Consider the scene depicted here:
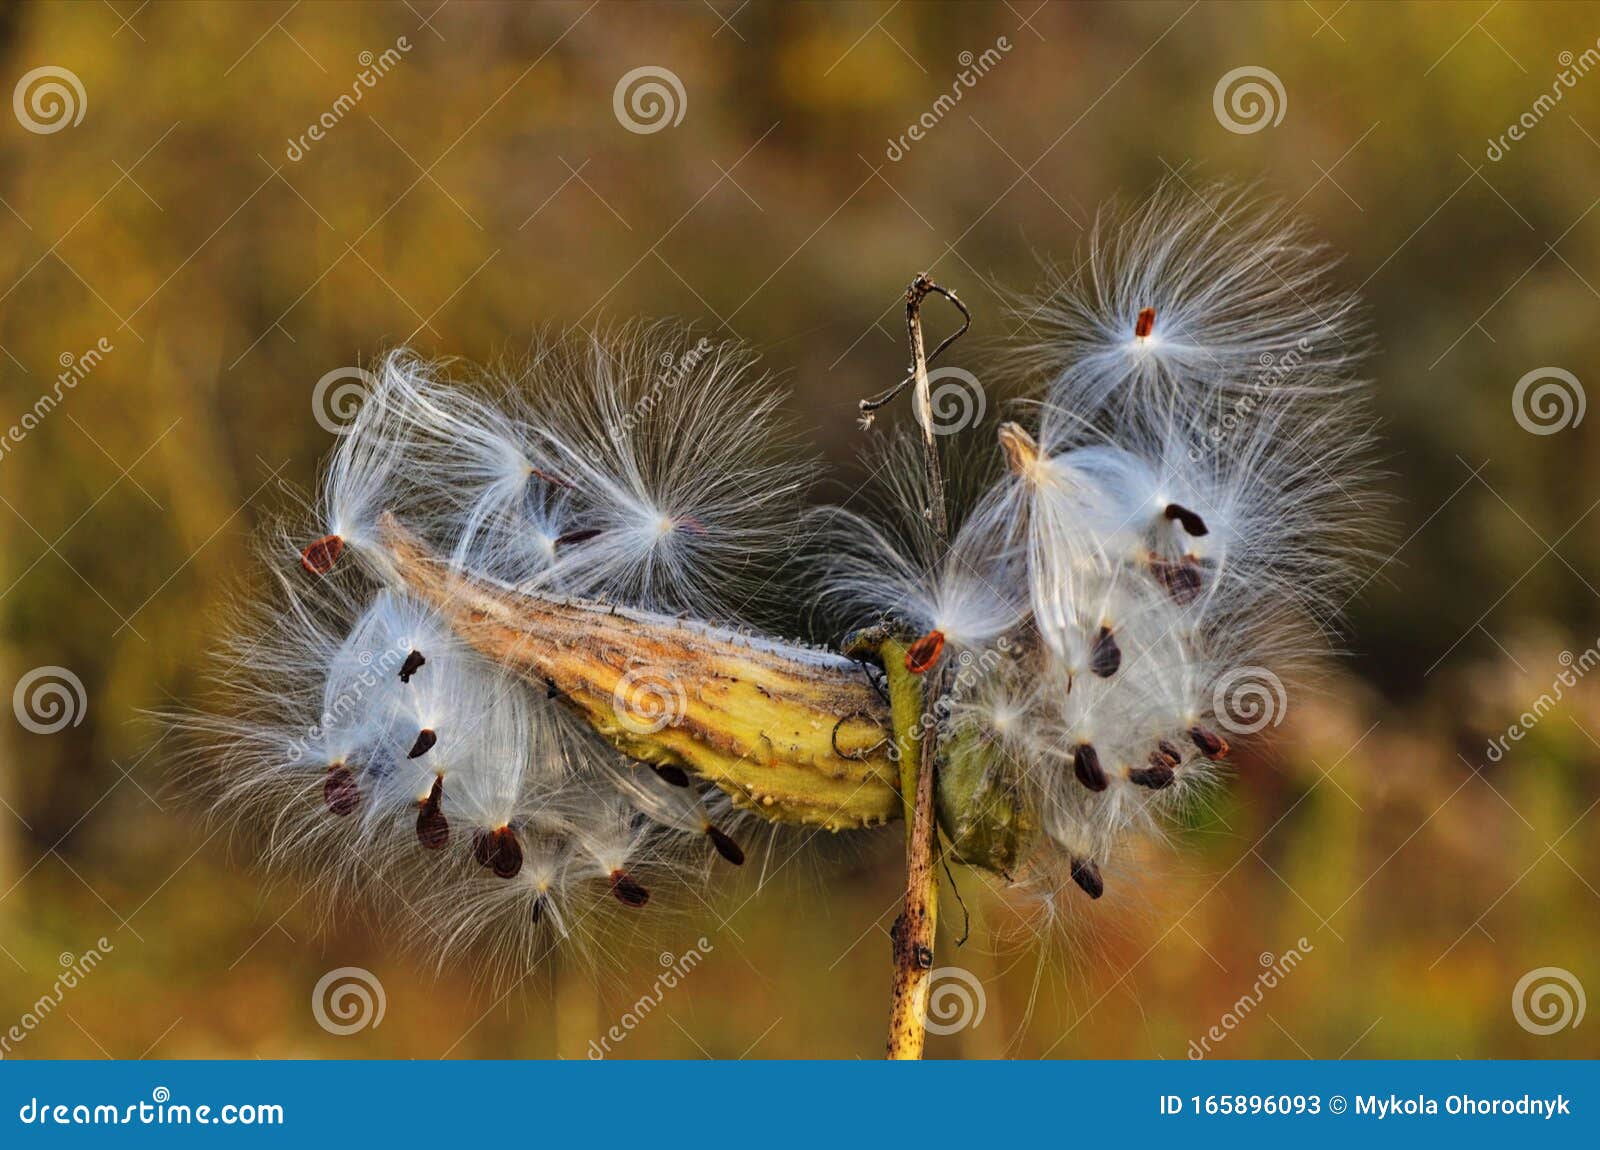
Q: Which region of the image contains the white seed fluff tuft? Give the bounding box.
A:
[174,184,1381,966]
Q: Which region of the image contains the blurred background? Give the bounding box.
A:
[1,0,1598,1059]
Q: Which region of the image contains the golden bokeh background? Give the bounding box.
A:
[1,0,1598,1059]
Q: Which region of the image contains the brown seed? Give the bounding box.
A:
[1163,503,1209,537]
[322,766,360,816]
[1070,856,1104,899]
[1154,740,1183,769]
[905,630,946,674]
[1189,725,1230,759]
[491,828,523,879]
[1128,764,1176,790]
[675,516,707,536]
[299,534,344,576]
[530,467,574,490]
[1073,743,1108,792]
[530,896,546,925]
[554,528,602,548]
[407,728,437,759]
[399,649,426,684]
[653,764,690,787]
[1149,554,1203,604]
[1089,625,1121,678]
[1134,306,1156,339]
[610,869,651,908]
[416,776,449,849]
[706,825,745,866]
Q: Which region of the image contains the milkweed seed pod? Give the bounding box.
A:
[174,182,1378,967]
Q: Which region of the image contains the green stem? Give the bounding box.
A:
[880,638,940,1060]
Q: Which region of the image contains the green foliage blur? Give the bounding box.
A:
[1,0,1597,1059]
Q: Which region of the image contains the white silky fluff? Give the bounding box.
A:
[178,325,812,978]
[815,180,1380,901]
[179,182,1379,966]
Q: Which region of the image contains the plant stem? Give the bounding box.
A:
[881,275,964,1059]
[906,274,950,540]
[881,638,940,1060]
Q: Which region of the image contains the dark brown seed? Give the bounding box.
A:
[1128,764,1176,790]
[530,896,545,925]
[416,776,449,849]
[1189,725,1230,759]
[904,630,946,674]
[1073,743,1108,792]
[299,534,344,576]
[1149,554,1203,604]
[530,468,574,490]
[1154,740,1183,769]
[653,764,690,787]
[1070,856,1104,899]
[491,828,523,879]
[554,528,602,548]
[1134,306,1156,339]
[1089,625,1122,678]
[610,870,651,908]
[407,728,437,759]
[1163,503,1209,537]
[399,649,426,684]
[323,766,360,816]
[706,825,745,866]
